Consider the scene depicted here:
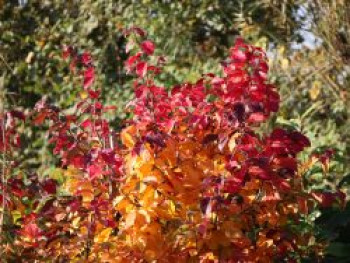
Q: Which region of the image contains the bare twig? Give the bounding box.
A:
[0,77,6,237]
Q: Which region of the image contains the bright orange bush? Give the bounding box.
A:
[0,28,345,262]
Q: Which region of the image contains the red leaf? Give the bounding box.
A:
[81,119,92,129]
[14,134,21,147]
[81,52,92,66]
[124,26,147,37]
[23,223,41,240]
[311,191,346,208]
[275,179,291,192]
[211,77,224,86]
[62,45,73,59]
[103,105,117,111]
[314,149,335,166]
[94,102,103,110]
[290,131,311,151]
[136,61,147,77]
[18,214,42,242]
[232,48,248,62]
[33,112,49,125]
[87,89,100,99]
[41,179,57,195]
[248,166,270,180]
[247,112,266,123]
[101,149,115,164]
[8,179,25,198]
[69,155,86,168]
[10,110,25,120]
[125,52,142,73]
[141,40,155,55]
[83,67,95,90]
[87,164,102,179]
[272,157,297,172]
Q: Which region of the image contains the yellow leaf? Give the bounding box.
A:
[77,181,94,203]
[72,217,80,228]
[121,126,136,148]
[113,196,124,207]
[140,186,155,207]
[94,227,113,243]
[138,209,151,224]
[125,210,137,229]
[25,52,35,64]
[36,39,46,48]
[49,168,65,183]
[309,81,321,100]
[257,236,274,249]
[143,175,159,185]
[115,197,131,212]
[169,200,176,215]
[138,162,154,180]
[278,46,285,56]
[79,91,88,100]
[281,58,289,70]
[228,132,241,152]
[201,252,218,261]
[139,181,147,193]
[11,210,22,224]
[213,155,226,174]
[254,36,268,49]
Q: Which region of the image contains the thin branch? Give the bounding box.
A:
[0,82,6,237]
[0,53,15,75]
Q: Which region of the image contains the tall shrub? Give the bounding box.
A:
[0,28,345,262]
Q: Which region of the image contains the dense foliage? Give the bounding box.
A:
[0,28,346,262]
[1,0,350,261]
[0,0,303,170]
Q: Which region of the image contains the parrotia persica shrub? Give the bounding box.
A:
[0,27,346,262]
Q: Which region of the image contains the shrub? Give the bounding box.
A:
[0,28,345,262]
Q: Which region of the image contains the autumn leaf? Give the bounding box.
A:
[141,40,155,55]
[94,228,113,243]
